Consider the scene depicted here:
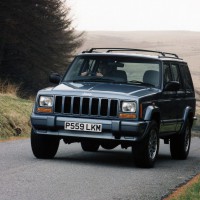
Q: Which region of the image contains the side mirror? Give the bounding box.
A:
[49,73,61,84]
[164,81,180,91]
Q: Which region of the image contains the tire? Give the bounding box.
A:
[170,120,191,160]
[132,121,159,168]
[31,129,60,159]
[81,141,100,152]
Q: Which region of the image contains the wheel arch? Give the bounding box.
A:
[144,105,161,128]
[180,106,194,134]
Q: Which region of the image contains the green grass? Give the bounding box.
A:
[0,93,33,139]
[181,183,200,200]
[170,176,200,200]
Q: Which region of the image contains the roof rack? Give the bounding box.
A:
[86,48,180,59]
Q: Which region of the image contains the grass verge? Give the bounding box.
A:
[0,93,33,140]
[164,174,200,200]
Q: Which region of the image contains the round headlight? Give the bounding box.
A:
[39,96,53,107]
[122,102,136,112]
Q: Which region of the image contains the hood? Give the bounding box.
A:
[48,82,158,97]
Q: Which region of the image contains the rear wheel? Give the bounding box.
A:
[132,121,159,168]
[31,129,60,159]
[170,120,191,160]
[81,141,100,152]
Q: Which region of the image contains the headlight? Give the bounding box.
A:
[39,96,53,107]
[122,102,136,112]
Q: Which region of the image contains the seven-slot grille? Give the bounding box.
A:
[54,96,119,117]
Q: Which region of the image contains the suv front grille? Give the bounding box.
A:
[54,96,119,117]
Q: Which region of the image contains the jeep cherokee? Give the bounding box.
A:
[31,48,196,168]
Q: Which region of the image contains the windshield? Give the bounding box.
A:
[63,55,161,88]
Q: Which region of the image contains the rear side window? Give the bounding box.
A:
[170,63,183,90]
[179,64,194,90]
[171,64,181,82]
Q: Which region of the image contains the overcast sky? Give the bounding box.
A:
[67,0,200,31]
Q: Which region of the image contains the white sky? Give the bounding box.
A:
[67,0,200,31]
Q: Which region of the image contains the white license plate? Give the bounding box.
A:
[64,122,102,132]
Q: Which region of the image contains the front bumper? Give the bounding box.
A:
[31,113,150,142]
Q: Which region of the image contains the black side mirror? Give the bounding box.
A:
[164,81,180,91]
[49,73,61,84]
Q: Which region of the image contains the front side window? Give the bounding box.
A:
[163,63,172,86]
[63,56,161,88]
[163,62,185,90]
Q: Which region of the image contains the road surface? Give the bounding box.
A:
[0,137,200,200]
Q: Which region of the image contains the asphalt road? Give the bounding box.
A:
[0,137,200,200]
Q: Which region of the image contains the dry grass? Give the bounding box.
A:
[0,93,33,139]
[0,80,33,139]
[0,79,21,96]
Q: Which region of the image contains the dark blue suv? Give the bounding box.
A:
[31,48,196,168]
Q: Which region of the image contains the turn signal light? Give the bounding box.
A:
[37,107,53,113]
[119,113,137,119]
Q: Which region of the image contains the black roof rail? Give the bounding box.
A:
[160,52,179,58]
[87,48,180,59]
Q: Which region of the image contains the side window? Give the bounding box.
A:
[180,64,194,90]
[171,63,183,89]
[171,64,180,82]
[163,63,172,85]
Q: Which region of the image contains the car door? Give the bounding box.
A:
[159,62,178,134]
[178,63,196,130]
[170,62,186,131]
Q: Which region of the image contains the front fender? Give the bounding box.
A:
[144,105,160,121]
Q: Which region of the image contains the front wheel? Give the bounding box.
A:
[31,129,60,159]
[170,120,191,160]
[132,121,159,168]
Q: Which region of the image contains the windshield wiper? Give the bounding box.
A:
[66,77,116,83]
[128,80,154,87]
[83,78,116,83]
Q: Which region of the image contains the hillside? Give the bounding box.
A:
[80,31,200,88]
[78,31,200,113]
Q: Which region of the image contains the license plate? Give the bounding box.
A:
[64,122,102,132]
